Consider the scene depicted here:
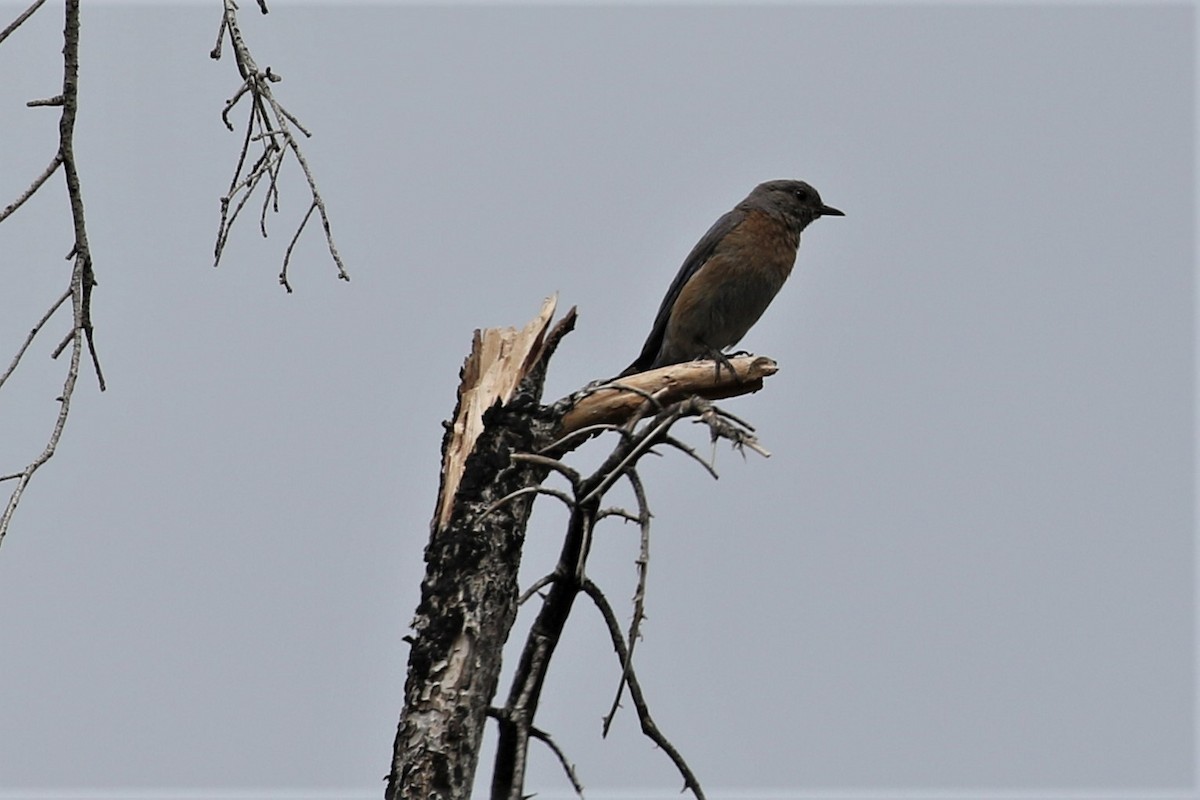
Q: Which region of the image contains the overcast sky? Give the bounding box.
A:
[0,3,1194,799]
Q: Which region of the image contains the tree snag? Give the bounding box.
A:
[387,297,774,800]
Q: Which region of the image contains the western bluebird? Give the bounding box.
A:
[619,179,843,377]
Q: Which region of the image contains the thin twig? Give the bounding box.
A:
[694,409,770,458]
[601,468,653,736]
[0,0,46,46]
[578,405,685,507]
[517,573,557,606]
[537,422,633,456]
[661,435,720,479]
[212,0,347,286]
[705,404,757,432]
[0,153,62,224]
[511,452,582,488]
[0,290,70,391]
[596,506,640,523]
[84,322,106,392]
[278,200,315,292]
[1,0,95,548]
[209,12,227,59]
[487,708,585,798]
[50,326,72,360]
[220,79,251,130]
[575,380,665,408]
[529,724,585,797]
[473,485,575,526]
[582,579,706,800]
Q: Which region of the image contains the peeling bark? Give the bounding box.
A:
[385,298,571,800]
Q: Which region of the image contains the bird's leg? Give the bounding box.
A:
[699,346,742,384]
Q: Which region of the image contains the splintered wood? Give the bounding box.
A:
[434,296,558,532]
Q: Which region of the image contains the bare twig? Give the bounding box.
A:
[0,0,46,46]
[578,405,686,507]
[661,435,721,479]
[511,451,583,488]
[529,724,585,798]
[0,0,99,548]
[211,0,348,288]
[517,573,557,606]
[0,289,70,391]
[582,579,705,800]
[695,406,770,458]
[209,12,227,59]
[596,506,640,523]
[1,154,62,224]
[602,468,652,736]
[488,708,585,798]
[474,485,576,526]
[278,199,315,291]
[576,379,666,409]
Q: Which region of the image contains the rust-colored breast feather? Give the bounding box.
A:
[663,209,801,359]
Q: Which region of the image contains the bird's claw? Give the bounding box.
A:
[699,349,742,384]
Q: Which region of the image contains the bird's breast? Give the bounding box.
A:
[666,212,802,350]
[718,211,802,289]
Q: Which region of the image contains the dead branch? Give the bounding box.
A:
[0,0,101,548]
[660,434,721,478]
[492,392,765,800]
[0,0,46,46]
[0,153,62,224]
[475,485,576,525]
[601,468,651,736]
[210,0,347,290]
[490,493,594,799]
[695,405,772,458]
[528,723,585,798]
[557,355,778,437]
[390,299,772,799]
[517,573,557,606]
[487,708,585,798]
[510,451,583,489]
[0,290,70,392]
[582,579,706,800]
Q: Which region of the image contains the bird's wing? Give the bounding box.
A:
[623,207,747,374]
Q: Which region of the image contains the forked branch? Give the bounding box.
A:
[0,0,103,548]
[583,579,706,800]
[491,390,766,800]
[210,0,347,291]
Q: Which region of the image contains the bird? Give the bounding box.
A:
[619,179,843,378]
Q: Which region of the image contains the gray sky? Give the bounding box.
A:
[0,3,1194,798]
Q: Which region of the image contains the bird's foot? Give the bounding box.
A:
[699,349,742,384]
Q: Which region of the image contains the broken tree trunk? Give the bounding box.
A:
[384,297,571,800]
[385,298,776,800]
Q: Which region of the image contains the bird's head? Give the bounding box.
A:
[751,179,844,231]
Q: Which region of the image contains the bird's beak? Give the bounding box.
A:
[820,204,845,217]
